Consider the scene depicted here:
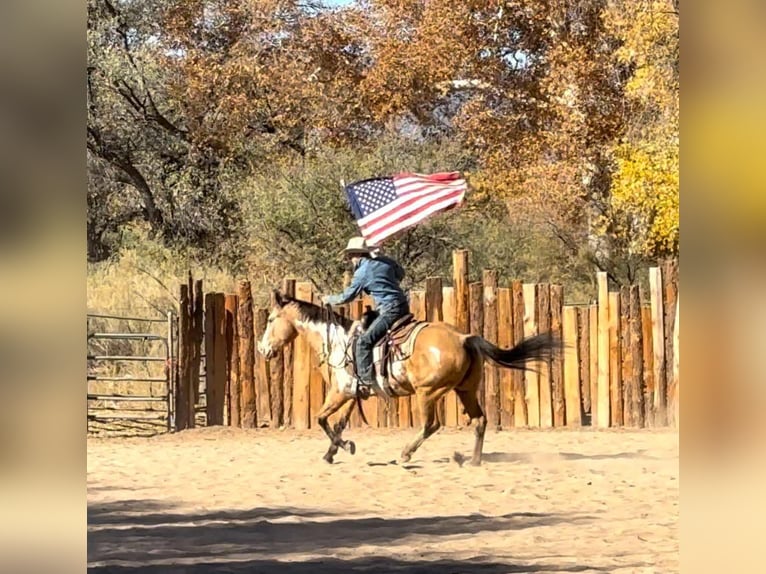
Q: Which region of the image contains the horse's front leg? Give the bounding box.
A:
[324,398,357,462]
[317,388,354,463]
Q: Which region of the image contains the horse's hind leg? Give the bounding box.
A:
[456,389,487,466]
[400,390,443,463]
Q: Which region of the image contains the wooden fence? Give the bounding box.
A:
[174,251,679,431]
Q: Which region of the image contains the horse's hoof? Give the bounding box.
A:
[400,453,411,463]
[323,453,334,464]
[347,441,356,455]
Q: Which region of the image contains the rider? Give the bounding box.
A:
[322,236,410,394]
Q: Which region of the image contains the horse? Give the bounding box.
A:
[256,289,561,465]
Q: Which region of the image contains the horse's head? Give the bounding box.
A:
[257,289,299,360]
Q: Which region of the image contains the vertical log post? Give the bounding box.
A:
[512,280,527,426]
[497,287,513,428]
[550,285,565,427]
[577,307,591,423]
[629,285,645,427]
[649,267,666,425]
[589,304,599,425]
[453,250,470,335]
[609,291,623,426]
[620,286,633,426]
[563,306,582,426]
[523,283,540,427]
[596,272,611,428]
[482,270,500,429]
[175,284,191,431]
[191,278,204,411]
[205,293,227,426]
[536,284,553,427]
[641,304,655,426]
[224,294,240,427]
[238,280,257,428]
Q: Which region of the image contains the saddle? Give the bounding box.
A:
[350,306,428,398]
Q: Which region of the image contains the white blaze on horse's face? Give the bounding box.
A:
[257,307,296,360]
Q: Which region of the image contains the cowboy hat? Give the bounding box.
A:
[342,236,372,257]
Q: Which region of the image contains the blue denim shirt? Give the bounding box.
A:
[325,255,408,313]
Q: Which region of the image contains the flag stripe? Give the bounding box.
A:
[363,189,465,245]
[360,186,464,234]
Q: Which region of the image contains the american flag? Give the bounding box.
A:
[344,171,467,246]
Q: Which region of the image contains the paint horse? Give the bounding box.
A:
[257,289,561,465]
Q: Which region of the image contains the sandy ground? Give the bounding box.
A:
[87,425,678,573]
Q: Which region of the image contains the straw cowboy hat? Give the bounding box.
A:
[342,236,372,257]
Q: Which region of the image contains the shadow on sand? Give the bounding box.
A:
[88,500,619,573]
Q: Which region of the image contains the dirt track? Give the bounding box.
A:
[87,426,678,573]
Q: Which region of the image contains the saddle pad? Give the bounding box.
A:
[374,320,429,397]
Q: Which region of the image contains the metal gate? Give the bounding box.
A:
[87,311,177,435]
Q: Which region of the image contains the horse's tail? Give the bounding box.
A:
[464,331,562,372]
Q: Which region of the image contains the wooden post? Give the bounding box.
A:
[523,283,540,427]
[596,272,611,428]
[453,250,469,334]
[577,307,591,420]
[225,294,240,427]
[589,304,599,425]
[497,287,513,428]
[409,290,426,427]
[425,277,445,425]
[550,285,565,427]
[189,280,205,412]
[649,267,666,425]
[609,291,623,426]
[205,293,227,426]
[563,306,581,426]
[442,286,460,427]
[629,286,645,427]
[282,278,296,427]
[641,304,655,425]
[482,270,500,429]
[204,292,214,423]
[175,284,191,431]
[255,307,272,427]
[238,280,257,428]
[537,283,553,427]
[292,281,312,430]
[663,259,679,427]
[511,280,527,426]
[620,286,632,426]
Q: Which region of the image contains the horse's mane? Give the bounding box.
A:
[280,295,355,331]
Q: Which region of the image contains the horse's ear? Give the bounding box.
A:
[272,289,284,308]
